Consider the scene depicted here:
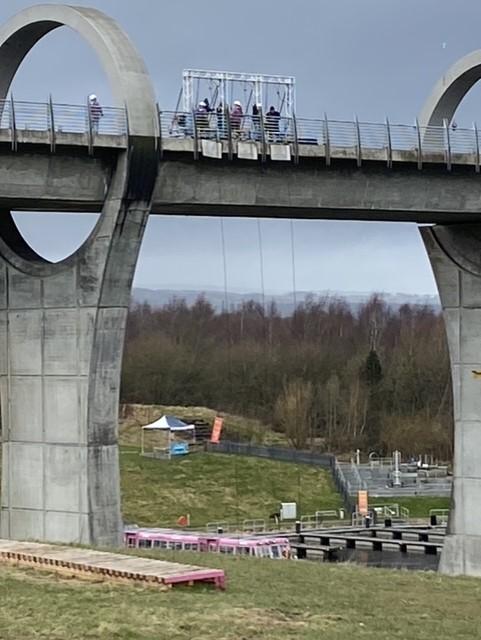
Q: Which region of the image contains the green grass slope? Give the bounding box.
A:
[2,550,481,640]
[120,449,342,527]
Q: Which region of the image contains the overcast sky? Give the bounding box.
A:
[4,0,481,295]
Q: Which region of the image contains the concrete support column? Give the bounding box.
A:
[421,224,481,576]
[0,154,150,545]
[0,3,158,547]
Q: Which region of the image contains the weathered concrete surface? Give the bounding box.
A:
[419,50,481,128]
[0,149,113,211]
[4,150,481,223]
[0,4,157,546]
[152,157,481,223]
[421,225,481,576]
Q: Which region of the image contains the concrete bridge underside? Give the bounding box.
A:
[2,2,481,579]
[3,149,481,223]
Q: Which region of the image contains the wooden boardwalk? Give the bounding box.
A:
[0,539,225,589]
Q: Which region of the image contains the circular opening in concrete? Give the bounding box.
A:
[6,26,111,265]
[451,81,481,127]
[12,212,100,263]
[10,25,113,105]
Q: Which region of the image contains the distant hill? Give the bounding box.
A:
[132,287,440,315]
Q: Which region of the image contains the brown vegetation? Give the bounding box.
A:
[122,295,452,458]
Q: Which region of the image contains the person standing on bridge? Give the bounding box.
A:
[88,94,103,133]
[252,103,262,141]
[265,105,280,142]
[216,102,226,138]
[230,100,243,137]
[195,101,210,137]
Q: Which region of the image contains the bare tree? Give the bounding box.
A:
[274,379,314,449]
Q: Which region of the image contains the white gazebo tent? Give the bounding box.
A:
[141,415,196,458]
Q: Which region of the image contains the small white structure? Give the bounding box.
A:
[280,502,297,521]
[141,415,196,459]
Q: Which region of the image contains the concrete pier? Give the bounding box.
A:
[421,225,481,576]
[0,5,157,545]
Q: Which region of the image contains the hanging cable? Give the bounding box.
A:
[245,87,254,115]
[257,217,271,415]
[289,219,298,310]
[219,218,229,315]
[256,218,266,313]
[219,218,238,424]
[173,86,182,115]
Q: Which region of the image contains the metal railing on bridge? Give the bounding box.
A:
[160,108,481,170]
[0,98,127,150]
[1,97,480,170]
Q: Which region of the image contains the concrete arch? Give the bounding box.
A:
[419,49,481,127]
[0,4,158,275]
[0,4,158,137]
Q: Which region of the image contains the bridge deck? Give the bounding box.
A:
[2,127,473,168]
[0,539,226,589]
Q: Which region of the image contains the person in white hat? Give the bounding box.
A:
[88,93,103,133]
[195,100,209,135]
[230,100,243,135]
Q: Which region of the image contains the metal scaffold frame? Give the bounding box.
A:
[182,68,296,117]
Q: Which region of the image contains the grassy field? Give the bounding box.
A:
[370,496,450,518]
[121,449,342,527]
[2,548,481,640]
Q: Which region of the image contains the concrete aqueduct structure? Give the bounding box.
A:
[0,3,481,576]
[0,5,158,546]
[419,54,481,576]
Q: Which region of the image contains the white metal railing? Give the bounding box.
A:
[1,97,479,169]
[242,519,266,533]
[350,458,366,490]
[159,108,481,169]
[371,503,410,519]
[369,457,394,470]
[300,514,322,529]
[0,99,127,144]
[205,521,232,533]
[429,509,449,525]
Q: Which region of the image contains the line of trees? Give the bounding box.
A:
[122,295,453,459]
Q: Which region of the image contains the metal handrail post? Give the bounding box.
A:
[355,115,362,167]
[385,117,392,168]
[225,105,233,161]
[48,94,55,153]
[415,118,422,170]
[324,112,331,166]
[86,97,93,155]
[10,94,17,152]
[156,102,163,159]
[474,122,480,173]
[444,118,452,171]
[292,113,299,165]
[192,109,199,160]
